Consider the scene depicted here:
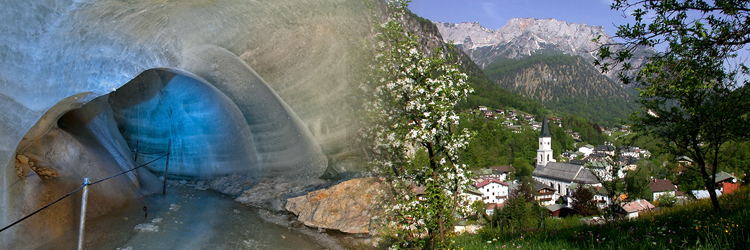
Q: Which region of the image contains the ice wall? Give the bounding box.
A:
[110,68,261,178]
[0,0,378,247]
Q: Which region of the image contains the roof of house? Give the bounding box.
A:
[464,185,483,196]
[486,203,504,210]
[489,165,515,174]
[649,178,678,192]
[691,190,722,199]
[675,155,693,162]
[621,199,655,213]
[620,156,640,165]
[413,185,426,195]
[595,186,609,195]
[475,179,508,188]
[715,171,735,183]
[587,152,609,159]
[585,161,609,168]
[534,181,556,191]
[595,145,616,152]
[474,169,493,176]
[533,162,600,184]
[540,116,551,138]
[546,204,567,212]
[570,159,587,165]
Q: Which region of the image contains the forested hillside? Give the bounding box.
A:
[483,53,638,125]
[403,12,548,118]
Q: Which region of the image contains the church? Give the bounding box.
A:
[532,117,600,200]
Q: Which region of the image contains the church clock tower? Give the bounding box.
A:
[537,116,554,167]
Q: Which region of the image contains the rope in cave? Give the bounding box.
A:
[0,153,169,233]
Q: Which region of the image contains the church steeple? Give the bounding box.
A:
[540,115,551,138]
[537,116,554,167]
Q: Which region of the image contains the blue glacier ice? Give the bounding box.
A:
[109,68,261,178]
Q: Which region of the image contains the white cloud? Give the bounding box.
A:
[480,2,501,20]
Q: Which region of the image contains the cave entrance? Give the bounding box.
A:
[106,68,259,179]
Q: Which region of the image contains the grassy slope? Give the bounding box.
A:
[451,187,750,249]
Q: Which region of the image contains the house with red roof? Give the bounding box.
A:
[485,203,504,215]
[620,199,655,219]
[715,171,740,194]
[474,179,509,204]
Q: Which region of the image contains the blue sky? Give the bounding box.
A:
[408,0,631,37]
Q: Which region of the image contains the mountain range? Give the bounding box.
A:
[437,18,610,66]
[435,18,653,82]
[434,18,652,125]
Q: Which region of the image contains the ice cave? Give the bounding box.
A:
[0,0,375,248]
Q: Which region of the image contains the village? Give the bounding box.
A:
[456,106,742,221]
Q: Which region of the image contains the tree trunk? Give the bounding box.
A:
[699,161,721,212]
[426,142,444,249]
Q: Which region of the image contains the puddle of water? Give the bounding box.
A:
[38,185,326,250]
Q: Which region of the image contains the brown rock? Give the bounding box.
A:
[16,154,29,164]
[285,178,380,234]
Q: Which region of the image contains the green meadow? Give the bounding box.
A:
[450,187,750,250]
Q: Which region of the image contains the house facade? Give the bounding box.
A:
[462,186,484,205]
[534,181,557,206]
[715,171,740,194]
[649,178,678,201]
[578,144,594,157]
[593,143,615,157]
[475,179,510,204]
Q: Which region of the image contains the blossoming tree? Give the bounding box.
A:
[364,1,474,248]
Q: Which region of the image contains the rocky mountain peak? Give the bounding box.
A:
[434,18,616,68]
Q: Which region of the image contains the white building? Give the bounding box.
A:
[578,144,594,157]
[537,116,555,167]
[649,178,678,201]
[462,186,484,205]
[475,179,510,204]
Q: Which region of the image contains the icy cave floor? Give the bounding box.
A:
[37,184,331,250]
